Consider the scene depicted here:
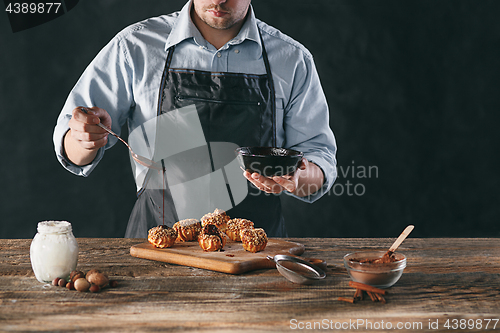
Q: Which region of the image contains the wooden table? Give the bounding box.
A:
[1,238,499,332]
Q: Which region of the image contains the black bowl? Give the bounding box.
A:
[235,147,304,177]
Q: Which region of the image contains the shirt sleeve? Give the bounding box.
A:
[53,33,134,177]
[283,54,337,203]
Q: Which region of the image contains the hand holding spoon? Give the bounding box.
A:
[80,108,161,171]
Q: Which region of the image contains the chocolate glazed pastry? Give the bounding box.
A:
[198,224,227,252]
[200,208,230,233]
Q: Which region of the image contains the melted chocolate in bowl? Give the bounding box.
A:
[343,251,406,288]
[235,147,303,177]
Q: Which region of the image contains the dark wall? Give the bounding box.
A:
[1,1,499,239]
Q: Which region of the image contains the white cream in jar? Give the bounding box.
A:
[30,221,79,283]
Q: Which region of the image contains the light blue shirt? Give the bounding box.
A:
[53,1,337,203]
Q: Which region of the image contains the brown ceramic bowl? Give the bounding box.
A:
[235,147,303,177]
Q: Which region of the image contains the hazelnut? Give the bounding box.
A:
[74,278,90,292]
[52,277,61,286]
[85,269,100,277]
[70,270,85,283]
[89,284,100,293]
[66,282,75,290]
[86,269,109,288]
[58,278,67,287]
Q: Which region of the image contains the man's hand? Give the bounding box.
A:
[243,158,325,197]
[63,107,112,166]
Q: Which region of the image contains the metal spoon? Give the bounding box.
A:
[80,108,161,171]
[267,255,326,285]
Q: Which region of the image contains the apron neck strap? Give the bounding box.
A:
[258,29,277,147]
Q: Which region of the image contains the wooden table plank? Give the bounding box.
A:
[1,238,499,332]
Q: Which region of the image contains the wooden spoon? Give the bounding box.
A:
[375,225,414,263]
[388,225,414,254]
[384,224,414,257]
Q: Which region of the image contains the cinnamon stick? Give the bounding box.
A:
[374,293,386,304]
[366,291,378,302]
[353,288,363,300]
[348,281,387,295]
[338,297,355,304]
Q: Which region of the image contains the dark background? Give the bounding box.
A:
[1,0,499,239]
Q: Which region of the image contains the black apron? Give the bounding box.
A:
[125,32,287,238]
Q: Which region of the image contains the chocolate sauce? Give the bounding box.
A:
[203,224,220,236]
[162,170,165,226]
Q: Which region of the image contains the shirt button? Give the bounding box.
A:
[199,46,204,50]
[234,49,240,54]
[217,52,222,58]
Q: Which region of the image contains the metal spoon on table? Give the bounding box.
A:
[80,108,161,171]
[267,255,326,285]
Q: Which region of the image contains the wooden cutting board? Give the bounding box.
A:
[130,238,305,274]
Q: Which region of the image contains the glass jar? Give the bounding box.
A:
[30,221,79,283]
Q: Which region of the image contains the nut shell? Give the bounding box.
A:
[70,270,85,282]
[86,269,109,288]
[58,278,66,287]
[74,278,90,292]
[89,284,101,293]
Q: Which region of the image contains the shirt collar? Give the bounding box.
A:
[165,0,262,56]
